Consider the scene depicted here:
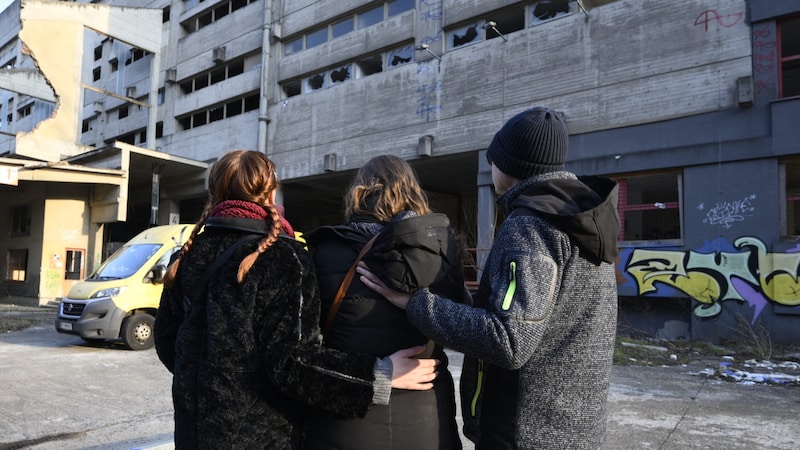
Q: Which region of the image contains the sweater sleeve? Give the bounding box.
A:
[259,244,380,418]
[407,218,560,370]
[154,277,183,374]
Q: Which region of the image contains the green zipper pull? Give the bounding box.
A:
[502,261,517,311]
[470,359,484,417]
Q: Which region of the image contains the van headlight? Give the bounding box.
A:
[91,287,127,299]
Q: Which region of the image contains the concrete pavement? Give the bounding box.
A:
[1,306,798,449]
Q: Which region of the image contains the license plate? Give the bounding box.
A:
[60,322,73,331]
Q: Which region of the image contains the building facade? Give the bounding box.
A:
[1,0,799,344]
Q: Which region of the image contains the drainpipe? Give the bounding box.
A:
[257,0,272,155]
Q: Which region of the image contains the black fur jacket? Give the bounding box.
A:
[155,218,377,449]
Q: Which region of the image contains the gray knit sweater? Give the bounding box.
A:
[408,171,619,449]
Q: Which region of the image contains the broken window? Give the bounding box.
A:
[162,6,171,23]
[283,79,302,98]
[530,0,571,26]
[82,119,91,133]
[156,121,164,138]
[779,16,800,98]
[330,65,352,84]
[449,22,482,49]
[118,105,129,119]
[485,4,526,41]
[387,45,413,68]
[93,67,102,81]
[306,73,325,91]
[358,54,383,76]
[94,45,102,61]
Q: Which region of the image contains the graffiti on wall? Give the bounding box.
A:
[693,10,743,31]
[624,237,800,320]
[698,194,756,228]
[415,0,443,122]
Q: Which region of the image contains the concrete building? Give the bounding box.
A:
[0,0,799,344]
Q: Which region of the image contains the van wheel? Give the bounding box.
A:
[121,313,155,350]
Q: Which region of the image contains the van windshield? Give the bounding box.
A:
[89,244,162,280]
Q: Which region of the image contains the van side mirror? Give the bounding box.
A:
[149,265,168,284]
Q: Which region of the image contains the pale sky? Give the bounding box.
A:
[1,0,15,16]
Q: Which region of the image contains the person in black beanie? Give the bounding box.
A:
[358,107,621,449]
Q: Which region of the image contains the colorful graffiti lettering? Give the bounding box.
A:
[625,237,800,319]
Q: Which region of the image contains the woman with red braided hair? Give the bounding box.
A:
[154,150,438,449]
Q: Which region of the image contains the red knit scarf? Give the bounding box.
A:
[210,200,295,237]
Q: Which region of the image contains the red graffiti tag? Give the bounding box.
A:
[694,10,743,31]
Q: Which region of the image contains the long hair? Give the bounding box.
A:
[344,155,431,222]
[164,150,282,286]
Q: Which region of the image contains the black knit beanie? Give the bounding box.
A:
[486,107,568,179]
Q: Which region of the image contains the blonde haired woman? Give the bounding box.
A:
[154,150,438,449]
[305,155,468,449]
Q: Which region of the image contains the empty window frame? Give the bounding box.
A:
[17,104,32,118]
[181,0,256,33]
[125,48,147,66]
[485,5,526,41]
[65,249,84,281]
[7,249,27,282]
[779,16,800,98]
[176,93,259,130]
[283,1,414,56]
[616,172,682,242]
[11,205,31,236]
[782,160,800,236]
[179,58,247,94]
[118,105,129,119]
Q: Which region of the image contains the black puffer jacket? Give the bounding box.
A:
[155,217,377,449]
[304,213,466,450]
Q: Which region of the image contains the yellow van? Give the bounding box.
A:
[55,224,192,350]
